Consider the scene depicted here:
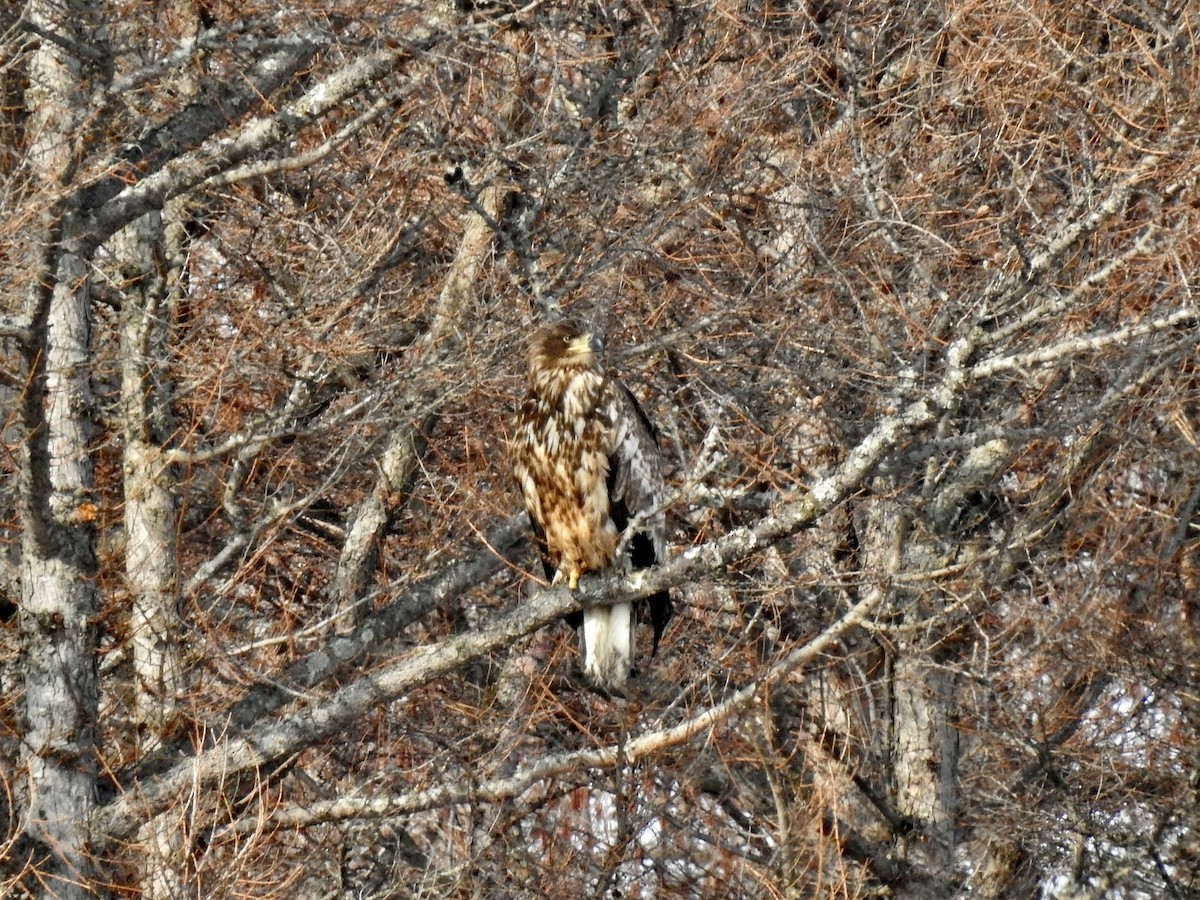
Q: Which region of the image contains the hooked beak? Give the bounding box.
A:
[568,333,603,357]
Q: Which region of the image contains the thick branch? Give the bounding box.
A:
[83,10,533,248]
[330,177,512,632]
[226,517,527,731]
[221,578,888,835]
[78,34,326,232]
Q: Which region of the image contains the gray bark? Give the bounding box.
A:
[17,4,99,895]
[109,1,200,891]
[115,207,189,899]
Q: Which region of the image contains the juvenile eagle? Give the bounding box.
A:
[511,321,671,692]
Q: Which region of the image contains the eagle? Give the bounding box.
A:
[511,320,671,692]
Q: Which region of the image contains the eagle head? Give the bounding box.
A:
[529,321,604,392]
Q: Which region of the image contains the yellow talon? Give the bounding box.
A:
[568,570,580,590]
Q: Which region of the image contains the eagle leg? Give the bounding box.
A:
[567,568,581,590]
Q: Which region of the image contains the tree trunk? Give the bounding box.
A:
[115,206,189,898]
[891,646,958,896]
[17,267,99,894]
[111,3,200,892]
[18,5,98,892]
[861,495,960,898]
[16,0,99,897]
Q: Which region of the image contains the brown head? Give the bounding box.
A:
[528,320,604,391]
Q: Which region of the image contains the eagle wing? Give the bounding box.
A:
[602,383,672,654]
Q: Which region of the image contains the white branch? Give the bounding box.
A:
[220,582,887,834]
[970,307,1198,380]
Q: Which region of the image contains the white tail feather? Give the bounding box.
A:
[582,603,634,691]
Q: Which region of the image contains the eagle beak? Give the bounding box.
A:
[568,333,602,357]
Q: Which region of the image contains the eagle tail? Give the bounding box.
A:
[582,602,634,692]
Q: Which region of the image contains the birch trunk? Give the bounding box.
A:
[111,3,200,893]
[862,496,959,898]
[115,208,189,898]
[18,4,99,894]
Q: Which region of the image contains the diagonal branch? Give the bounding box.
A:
[81,8,538,250]
[220,581,888,835]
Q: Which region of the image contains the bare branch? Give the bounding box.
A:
[220,581,888,835]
